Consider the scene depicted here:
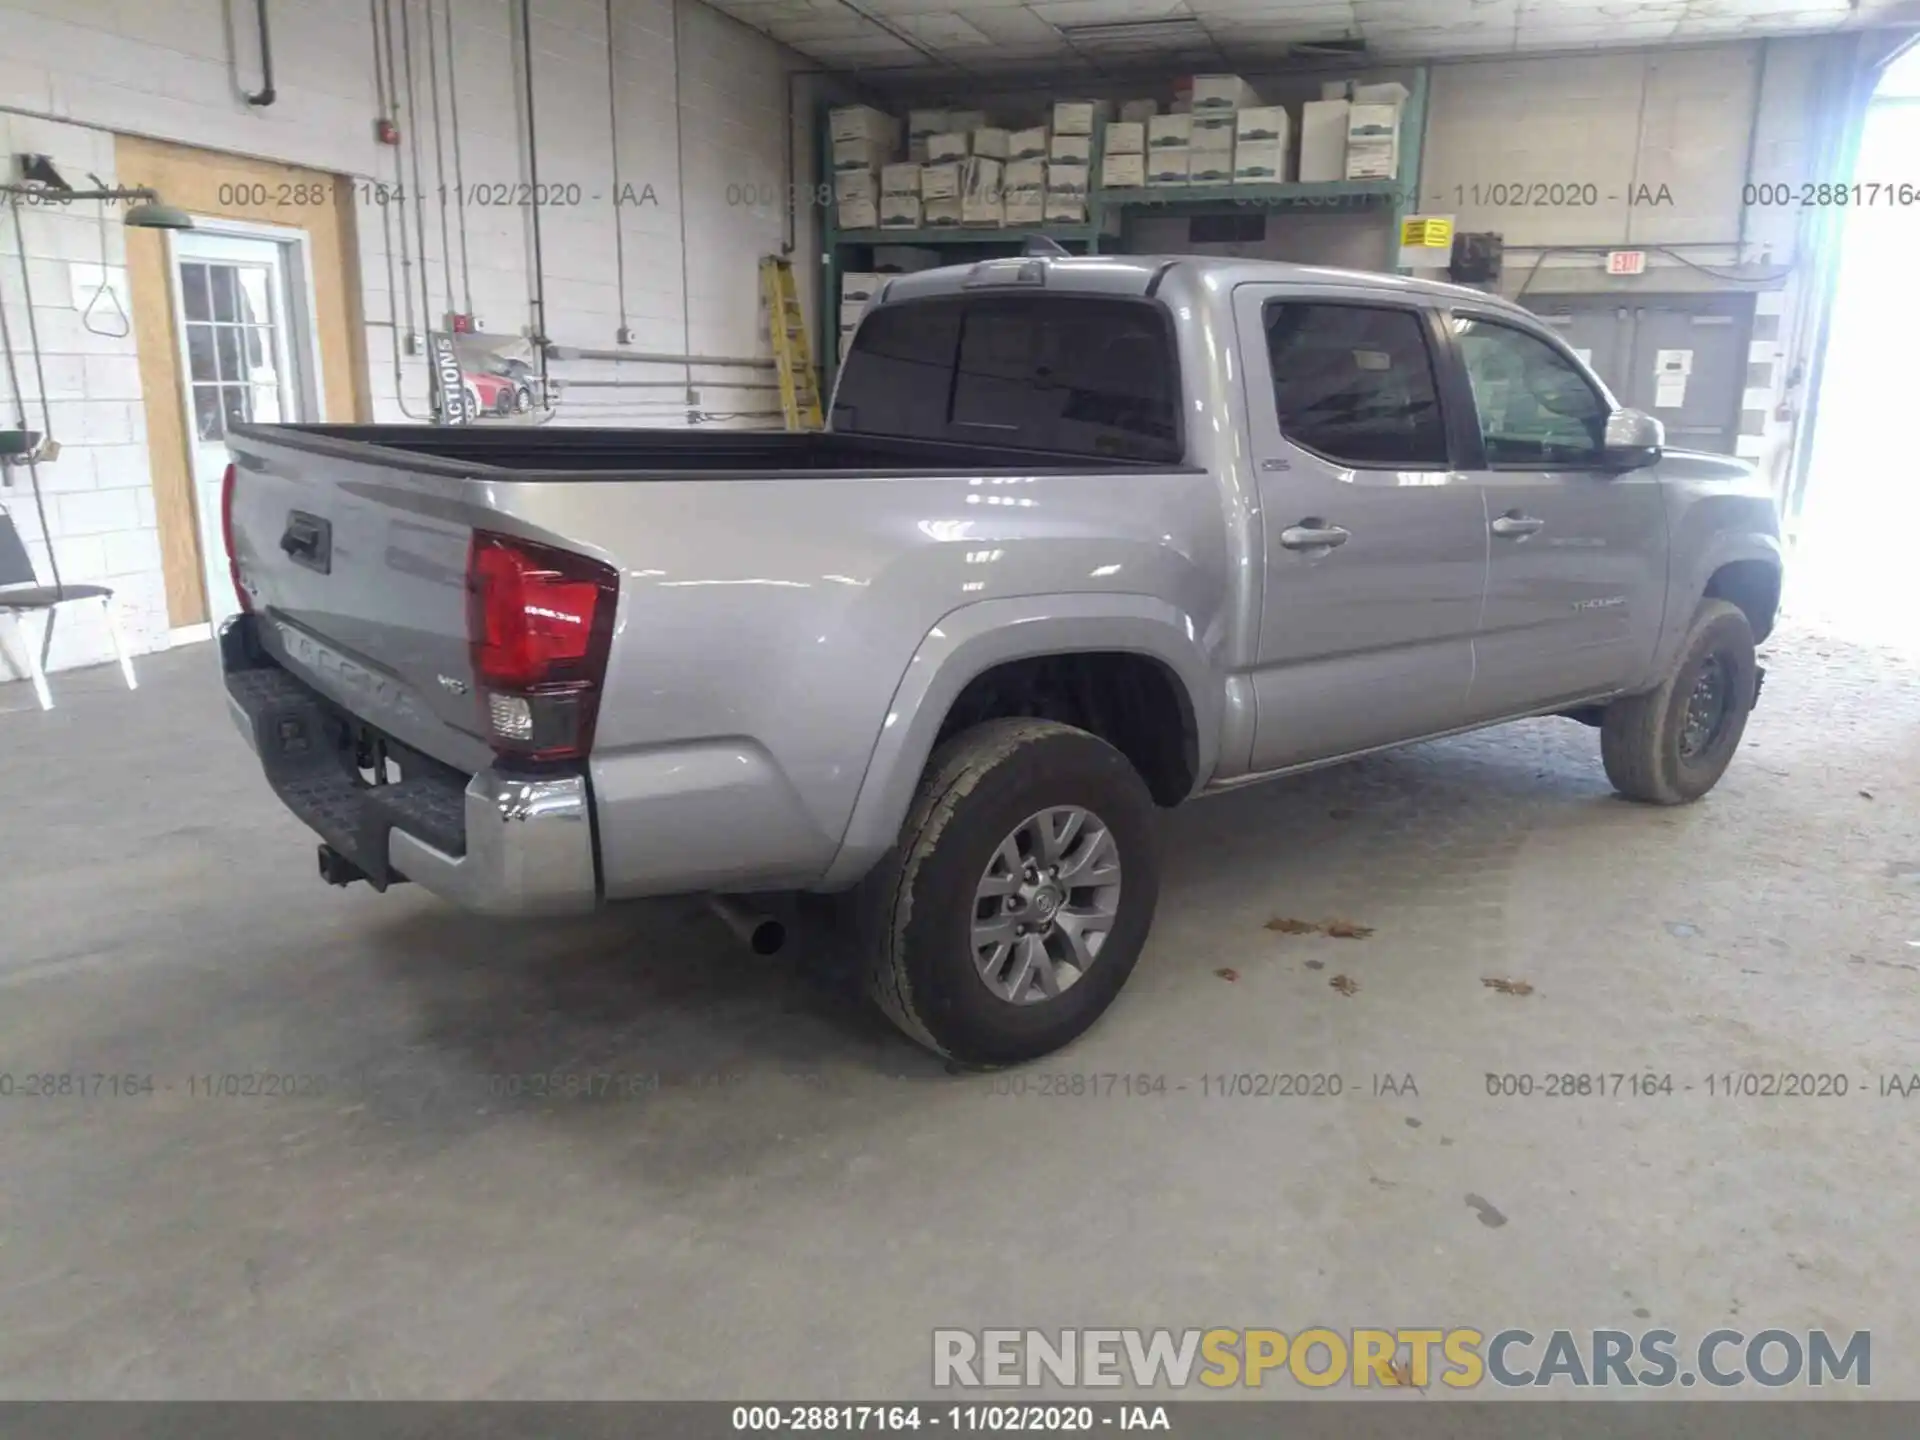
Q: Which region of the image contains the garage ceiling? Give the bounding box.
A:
[706,0,1918,75]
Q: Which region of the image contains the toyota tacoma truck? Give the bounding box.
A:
[218,254,1781,1066]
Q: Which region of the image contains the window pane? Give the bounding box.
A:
[1454,318,1607,467]
[252,384,285,424]
[210,265,240,323]
[831,299,964,441]
[243,326,269,373]
[215,326,242,383]
[222,385,253,432]
[186,324,218,383]
[950,298,1180,461]
[237,268,273,327]
[180,264,211,322]
[193,385,224,441]
[1263,302,1448,467]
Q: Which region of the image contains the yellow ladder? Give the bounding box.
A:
[760,256,823,431]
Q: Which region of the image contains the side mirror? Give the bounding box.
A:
[1600,407,1663,472]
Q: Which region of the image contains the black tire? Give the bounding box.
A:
[494,388,514,416]
[1601,598,1757,805]
[854,718,1161,1066]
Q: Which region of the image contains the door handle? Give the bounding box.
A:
[1279,521,1350,551]
[1490,513,1545,539]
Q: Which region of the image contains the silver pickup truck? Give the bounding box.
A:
[219,254,1781,1065]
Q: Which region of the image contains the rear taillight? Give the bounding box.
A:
[220,462,251,612]
[466,530,619,762]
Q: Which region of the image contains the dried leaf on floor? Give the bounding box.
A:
[1215,967,1240,983]
[1304,959,1325,971]
[1860,789,1875,800]
[1265,916,1318,934]
[1481,977,1535,996]
[1324,919,1375,939]
[1387,1358,1418,1388]
[1330,974,1359,996]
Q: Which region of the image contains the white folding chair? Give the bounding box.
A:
[0,502,137,711]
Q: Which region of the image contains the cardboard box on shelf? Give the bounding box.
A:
[830,105,899,146]
[881,162,922,195]
[1104,121,1145,155]
[1148,114,1193,149]
[1231,138,1290,183]
[1344,138,1399,180]
[1320,80,1351,101]
[838,195,878,229]
[1005,158,1047,194]
[909,139,930,164]
[880,193,923,228]
[1299,99,1350,184]
[1191,113,1236,151]
[1119,98,1160,123]
[920,162,962,200]
[907,109,950,139]
[1147,148,1190,185]
[1044,194,1087,223]
[1348,102,1400,142]
[840,298,870,327]
[1049,133,1092,164]
[1190,74,1260,110]
[832,136,892,172]
[1052,100,1110,135]
[972,127,1011,159]
[1009,126,1050,160]
[924,196,962,226]
[964,155,1003,197]
[871,246,940,272]
[962,196,1004,226]
[947,110,988,132]
[1352,81,1411,106]
[1100,151,1146,188]
[840,271,883,302]
[927,131,971,162]
[1234,106,1289,142]
[1004,185,1044,224]
[1047,162,1090,196]
[834,169,877,203]
[1190,151,1234,184]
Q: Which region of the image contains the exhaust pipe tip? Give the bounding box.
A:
[706,894,787,956]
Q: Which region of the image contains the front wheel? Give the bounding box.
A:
[854,718,1161,1066]
[1601,598,1758,804]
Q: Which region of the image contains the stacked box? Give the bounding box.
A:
[1049,132,1092,164]
[1101,151,1145,188]
[879,192,923,228]
[837,194,877,229]
[924,197,962,226]
[1345,101,1400,180]
[1232,106,1292,182]
[1047,162,1090,197]
[1298,99,1349,184]
[963,156,1004,225]
[1119,98,1159,124]
[830,105,900,147]
[1004,158,1046,224]
[1104,121,1145,155]
[1191,111,1235,167]
[1148,114,1192,149]
[927,131,971,163]
[840,271,883,304]
[1147,148,1190,186]
[907,109,947,164]
[1352,81,1411,106]
[1044,193,1086,223]
[973,127,1011,159]
[1190,146,1234,185]
[947,109,988,132]
[920,162,962,201]
[1008,126,1050,161]
[1052,100,1110,135]
[1189,74,1260,111]
[881,162,922,197]
[834,169,877,203]
[832,136,891,173]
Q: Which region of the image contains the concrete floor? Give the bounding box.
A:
[2,621,1918,1399]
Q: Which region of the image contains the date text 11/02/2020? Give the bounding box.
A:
[209,181,668,210]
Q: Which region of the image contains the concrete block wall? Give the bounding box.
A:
[0,0,816,684]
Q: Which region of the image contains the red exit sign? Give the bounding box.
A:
[1606,250,1647,276]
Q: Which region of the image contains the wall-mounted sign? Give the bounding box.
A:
[1397,214,1454,269]
[1606,250,1647,276]
[430,332,469,425]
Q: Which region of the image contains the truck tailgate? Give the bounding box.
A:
[225,430,502,775]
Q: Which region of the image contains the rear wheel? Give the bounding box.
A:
[1601,598,1757,804]
[855,718,1161,1066]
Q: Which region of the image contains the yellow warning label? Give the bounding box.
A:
[1399,216,1453,249]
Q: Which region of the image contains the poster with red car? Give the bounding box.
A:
[430,329,556,425]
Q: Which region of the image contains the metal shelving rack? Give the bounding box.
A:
[815,66,1429,386]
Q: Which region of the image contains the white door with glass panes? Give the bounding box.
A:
[171,230,312,628]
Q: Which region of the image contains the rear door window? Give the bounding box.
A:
[1262,301,1450,468]
[833,294,1182,463]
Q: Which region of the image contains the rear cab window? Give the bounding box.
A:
[832,294,1183,464]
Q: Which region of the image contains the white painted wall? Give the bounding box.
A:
[0,0,816,686]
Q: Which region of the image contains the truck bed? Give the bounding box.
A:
[246,423,1177,478]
